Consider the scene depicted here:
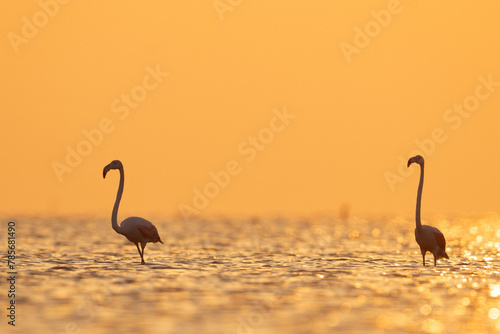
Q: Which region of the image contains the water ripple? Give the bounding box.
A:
[9,214,500,333]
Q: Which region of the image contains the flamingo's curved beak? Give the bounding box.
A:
[407,158,414,167]
[103,166,110,178]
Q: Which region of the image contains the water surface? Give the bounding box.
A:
[3,214,500,333]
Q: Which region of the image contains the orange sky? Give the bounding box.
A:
[1,1,500,219]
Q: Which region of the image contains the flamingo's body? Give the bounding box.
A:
[408,155,449,266]
[103,160,163,264]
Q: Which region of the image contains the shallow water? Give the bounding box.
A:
[2,213,500,333]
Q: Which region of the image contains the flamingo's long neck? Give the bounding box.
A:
[415,162,424,229]
[112,166,124,234]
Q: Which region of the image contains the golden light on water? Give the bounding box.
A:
[357,295,366,304]
[375,312,410,330]
[489,308,500,320]
[489,284,500,298]
[7,213,500,332]
[422,319,444,334]
[325,312,339,327]
[420,304,432,316]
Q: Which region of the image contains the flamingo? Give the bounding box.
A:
[408,155,449,266]
[103,160,163,264]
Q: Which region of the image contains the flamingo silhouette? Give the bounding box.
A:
[103,160,163,264]
[408,155,449,266]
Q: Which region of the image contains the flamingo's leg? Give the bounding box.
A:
[140,243,147,265]
[135,242,145,264]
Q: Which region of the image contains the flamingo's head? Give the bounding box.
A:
[407,155,424,167]
[103,160,123,178]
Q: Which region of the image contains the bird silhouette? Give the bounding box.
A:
[103,160,163,264]
[408,155,449,266]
